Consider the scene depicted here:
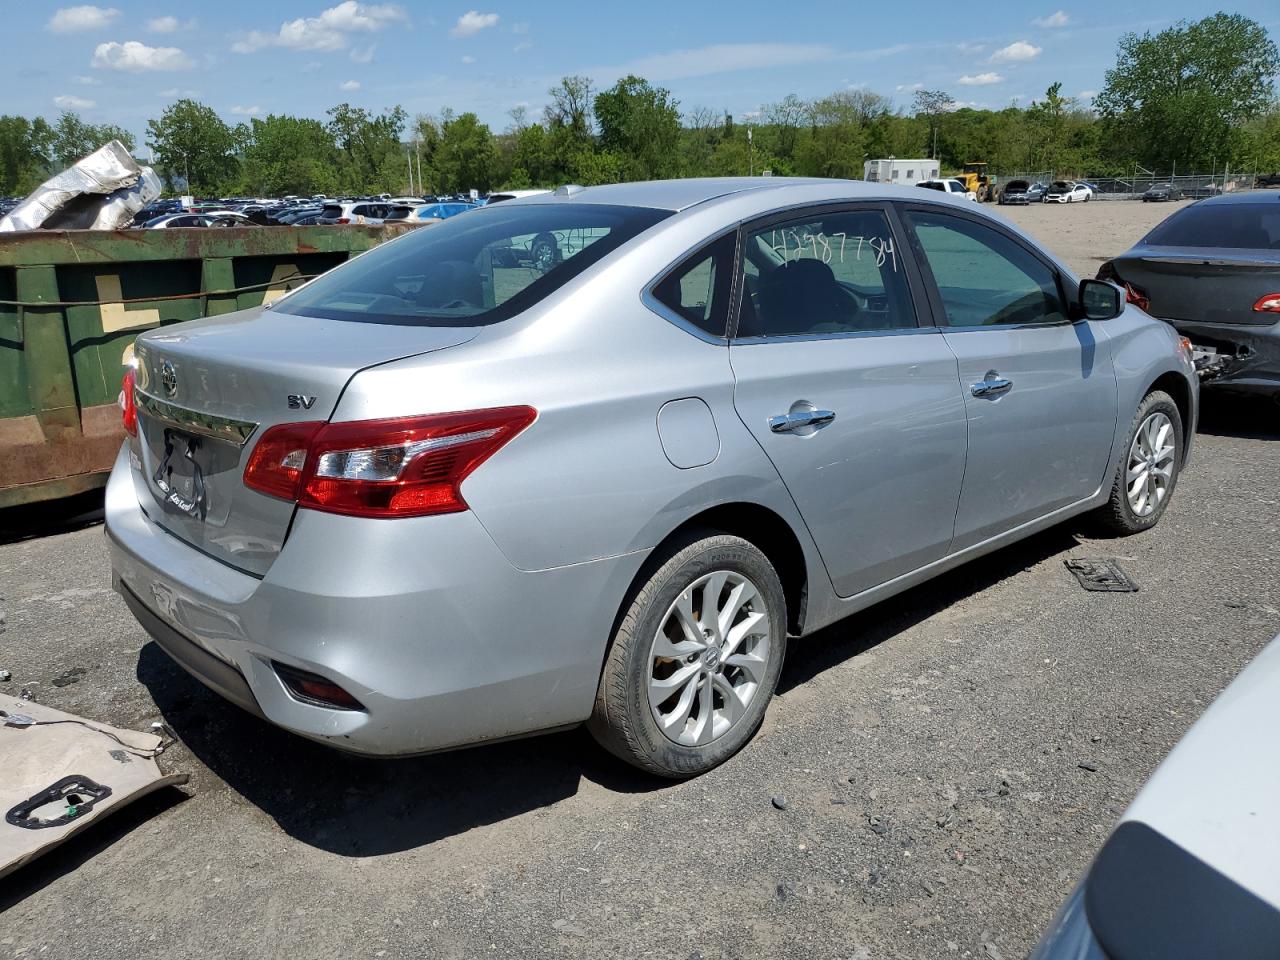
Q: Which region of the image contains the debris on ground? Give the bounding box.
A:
[1078,761,1100,772]
[0,693,187,879]
[0,140,161,233]
[771,795,789,810]
[1064,558,1140,592]
[0,670,10,682]
[51,667,88,688]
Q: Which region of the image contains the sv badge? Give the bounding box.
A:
[287,394,317,410]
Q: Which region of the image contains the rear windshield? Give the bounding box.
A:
[1144,203,1280,250]
[272,202,670,326]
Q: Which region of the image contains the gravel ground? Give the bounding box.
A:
[2,198,1278,959]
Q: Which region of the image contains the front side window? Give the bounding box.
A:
[905,210,1066,327]
[736,208,917,337]
[273,203,670,327]
[650,233,735,338]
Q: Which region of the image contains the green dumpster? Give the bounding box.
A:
[0,224,415,509]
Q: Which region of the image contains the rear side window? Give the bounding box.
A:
[273,203,670,327]
[736,208,917,337]
[650,233,735,338]
[1145,204,1280,250]
[905,210,1066,327]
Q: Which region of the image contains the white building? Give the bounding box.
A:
[863,158,940,184]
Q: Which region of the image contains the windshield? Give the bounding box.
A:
[1144,203,1280,250]
[272,202,670,326]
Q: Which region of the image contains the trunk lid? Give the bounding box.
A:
[1114,247,1280,327]
[131,306,479,575]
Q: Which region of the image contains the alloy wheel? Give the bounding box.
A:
[648,570,773,747]
[1126,411,1176,517]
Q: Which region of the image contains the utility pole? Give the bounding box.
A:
[415,139,424,197]
[748,126,753,176]
[406,147,414,195]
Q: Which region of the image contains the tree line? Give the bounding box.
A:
[1,12,1277,198]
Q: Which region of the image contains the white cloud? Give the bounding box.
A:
[159,87,201,97]
[1079,89,1097,99]
[1032,10,1069,27]
[339,79,361,90]
[956,42,985,55]
[230,104,263,115]
[146,16,194,33]
[54,94,96,109]
[73,74,100,85]
[48,5,119,33]
[896,82,924,92]
[451,10,499,38]
[233,2,407,53]
[302,61,324,72]
[990,41,1041,63]
[349,43,375,62]
[513,40,532,53]
[958,72,1003,85]
[460,55,475,64]
[511,21,529,34]
[92,40,194,72]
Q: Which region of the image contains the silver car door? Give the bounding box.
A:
[899,205,1118,550]
[728,204,968,599]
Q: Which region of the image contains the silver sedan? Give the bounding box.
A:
[106,178,1198,777]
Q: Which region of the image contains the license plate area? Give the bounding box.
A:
[152,428,209,521]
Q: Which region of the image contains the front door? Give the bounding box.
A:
[900,206,1118,549]
[729,205,968,598]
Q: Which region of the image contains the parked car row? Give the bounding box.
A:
[125,189,552,230]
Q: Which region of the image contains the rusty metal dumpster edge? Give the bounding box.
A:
[0,224,415,510]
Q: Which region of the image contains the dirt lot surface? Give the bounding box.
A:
[2,198,1278,960]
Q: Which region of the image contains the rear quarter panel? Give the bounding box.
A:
[1102,306,1199,466]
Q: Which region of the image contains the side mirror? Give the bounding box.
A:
[1078,279,1123,321]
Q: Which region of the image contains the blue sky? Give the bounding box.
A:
[7,1,1279,149]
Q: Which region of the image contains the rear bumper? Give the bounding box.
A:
[1168,318,1280,396]
[105,444,645,756]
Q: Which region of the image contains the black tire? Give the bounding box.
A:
[588,532,787,778]
[530,233,558,273]
[1096,390,1184,535]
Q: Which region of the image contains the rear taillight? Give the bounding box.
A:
[242,421,323,500]
[1124,282,1150,312]
[243,406,536,518]
[119,367,138,437]
[335,217,350,224]
[1253,293,1280,313]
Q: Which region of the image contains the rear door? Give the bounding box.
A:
[728,204,968,598]
[899,205,1117,549]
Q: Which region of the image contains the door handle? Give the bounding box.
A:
[768,409,837,433]
[971,374,1013,399]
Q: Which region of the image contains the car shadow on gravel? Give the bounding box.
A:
[1195,392,1280,441]
[779,525,1083,695]
[134,643,664,857]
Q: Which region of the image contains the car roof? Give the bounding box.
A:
[1195,190,1280,206]
[511,177,940,212]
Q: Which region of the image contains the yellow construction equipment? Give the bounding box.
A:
[954,162,996,201]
